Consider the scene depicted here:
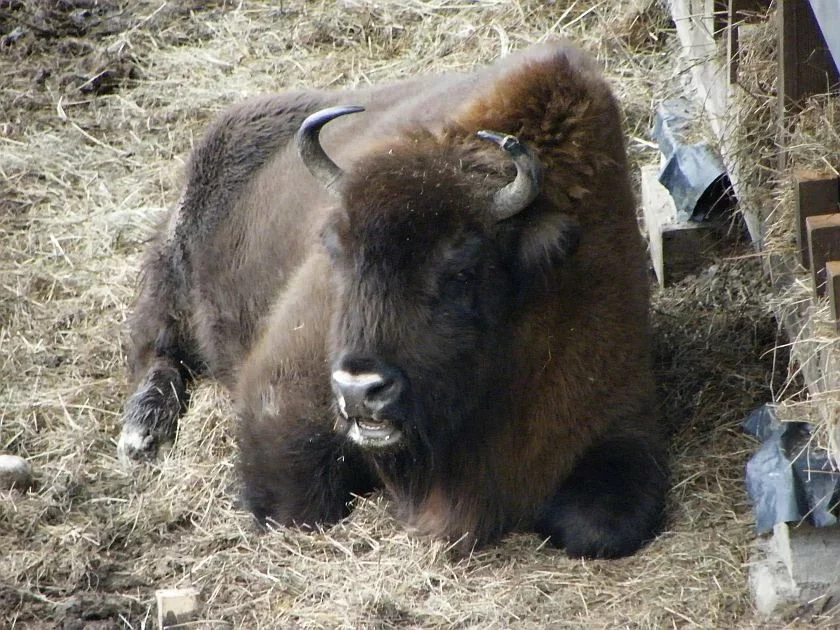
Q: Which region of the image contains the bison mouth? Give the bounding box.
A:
[345,416,403,449]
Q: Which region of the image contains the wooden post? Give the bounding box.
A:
[727,1,741,84]
[777,0,840,171]
[727,0,773,83]
[806,214,840,297]
[795,173,840,269]
[778,0,839,113]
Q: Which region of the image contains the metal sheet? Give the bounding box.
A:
[808,0,840,75]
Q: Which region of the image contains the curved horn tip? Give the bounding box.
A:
[476,130,524,156]
[297,105,365,193]
[300,105,366,132]
[476,129,543,221]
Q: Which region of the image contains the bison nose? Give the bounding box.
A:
[331,363,404,419]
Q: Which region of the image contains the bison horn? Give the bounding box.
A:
[476,130,542,220]
[297,105,365,193]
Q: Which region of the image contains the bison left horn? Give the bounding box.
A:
[297,105,365,193]
[476,130,543,220]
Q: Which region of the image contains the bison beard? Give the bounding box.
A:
[119,42,668,558]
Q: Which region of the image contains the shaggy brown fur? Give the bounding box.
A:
[120,42,667,558]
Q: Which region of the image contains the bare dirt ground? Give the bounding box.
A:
[0,1,802,627]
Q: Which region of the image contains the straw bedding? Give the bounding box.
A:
[0,1,800,627]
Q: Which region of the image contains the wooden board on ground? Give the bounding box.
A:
[641,164,719,287]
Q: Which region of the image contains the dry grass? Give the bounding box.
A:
[0,0,796,627]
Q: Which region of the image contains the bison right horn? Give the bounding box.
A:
[297,105,365,194]
[476,130,543,221]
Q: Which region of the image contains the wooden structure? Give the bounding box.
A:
[664,0,840,619]
[663,0,840,415]
[641,165,722,286]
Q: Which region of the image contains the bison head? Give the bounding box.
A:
[297,107,580,459]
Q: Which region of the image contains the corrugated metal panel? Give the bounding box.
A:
[808,0,840,73]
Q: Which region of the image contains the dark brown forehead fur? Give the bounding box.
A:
[337,132,505,273]
[334,47,622,274]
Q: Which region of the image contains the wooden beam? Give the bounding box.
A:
[751,523,840,616]
[806,213,840,297]
[795,173,840,269]
[714,0,728,38]
[731,0,772,13]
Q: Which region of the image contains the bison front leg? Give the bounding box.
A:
[237,397,376,528]
[235,251,377,527]
[118,235,201,463]
[118,357,190,461]
[534,432,668,559]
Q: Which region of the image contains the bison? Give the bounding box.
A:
[118,42,668,559]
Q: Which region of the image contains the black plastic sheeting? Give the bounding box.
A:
[743,404,840,534]
[652,98,736,222]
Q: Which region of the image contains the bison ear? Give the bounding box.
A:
[319,207,350,261]
[515,212,581,272]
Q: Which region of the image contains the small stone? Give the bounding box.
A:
[0,454,34,492]
[156,588,201,629]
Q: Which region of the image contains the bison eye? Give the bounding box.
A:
[438,269,477,302]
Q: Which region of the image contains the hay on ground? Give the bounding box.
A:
[0,1,794,627]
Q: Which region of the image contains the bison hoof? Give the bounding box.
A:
[117,425,169,463]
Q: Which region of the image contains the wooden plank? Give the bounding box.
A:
[769,254,827,392]
[795,173,840,269]
[806,213,840,297]
[713,0,728,37]
[731,0,772,14]
[671,0,728,136]
[772,523,840,595]
[767,251,840,464]
[641,165,720,287]
[727,1,741,84]
[641,165,674,287]
[767,250,840,470]
[825,260,840,331]
[660,223,719,286]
